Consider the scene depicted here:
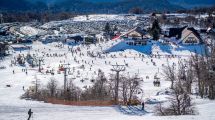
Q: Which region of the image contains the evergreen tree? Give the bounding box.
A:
[104,22,111,34]
[150,19,161,40]
[0,42,9,56]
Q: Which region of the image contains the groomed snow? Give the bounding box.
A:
[0,40,215,120]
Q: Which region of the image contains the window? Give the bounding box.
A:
[185,37,197,44]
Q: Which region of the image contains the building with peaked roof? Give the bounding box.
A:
[121,27,150,46]
[207,25,215,34]
[207,25,215,42]
[166,26,203,45]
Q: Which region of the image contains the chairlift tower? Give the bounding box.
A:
[62,63,71,92]
[37,57,44,72]
[111,65,125,104]
[32,75,40,94]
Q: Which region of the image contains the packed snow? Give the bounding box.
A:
[1,14,215,120]
[1,39,215,120]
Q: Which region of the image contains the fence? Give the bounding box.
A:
[45,98,115,106]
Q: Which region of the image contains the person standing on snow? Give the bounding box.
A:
[27,109,33,120]
[142,101,145,111]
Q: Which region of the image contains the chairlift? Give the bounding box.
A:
[211,65,215,72]
[68,72,73,75]
[80,79,84,83]
[83,86,87,89]
[90,79,95,83]
[0,66,6,69]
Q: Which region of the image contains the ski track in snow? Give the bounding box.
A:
[0,38,215,119]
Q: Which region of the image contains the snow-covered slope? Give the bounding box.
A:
[106,40,206,56]
[0,40,214,120]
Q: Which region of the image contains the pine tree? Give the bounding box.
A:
[150,19,161,40]
[104,22,111,34]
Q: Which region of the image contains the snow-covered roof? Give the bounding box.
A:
[10,44,30,48]
[20,26,47,36]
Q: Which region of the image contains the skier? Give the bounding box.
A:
[142,101,145,111]
[27,109,33,120]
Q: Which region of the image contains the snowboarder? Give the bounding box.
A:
[27,109,33,120]
[142,102,145,111]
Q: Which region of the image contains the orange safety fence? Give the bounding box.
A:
[45,98,115,106]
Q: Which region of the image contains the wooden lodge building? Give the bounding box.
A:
[164,26,203,45]
[121,27,150,46]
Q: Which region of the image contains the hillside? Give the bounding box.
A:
[0,0,32,11]
[55,0,182,13]
[2,0,214,13]
[0,0,182,13]
[0,0,47,12]
[168,0,215,8]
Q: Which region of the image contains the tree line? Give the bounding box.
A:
[21,69,143,105]
[1,11,76,23]
[157,41,215,115]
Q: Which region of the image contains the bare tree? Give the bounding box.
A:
[158,60,196,115]
[163,60,176,89]
[156,81,195,115]
[47,78,58,97]
[119,74,142,105]
[121,76,129,104]
[65,79,81,101]
[128,75,141,102]
[178,60,194,94]
[191,54,205,98]
[89,69,109,100]
[81,69,111,101]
